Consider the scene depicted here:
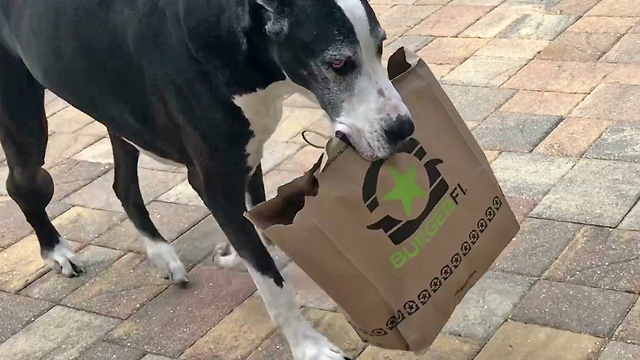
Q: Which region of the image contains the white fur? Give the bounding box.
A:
[246,262,347,360]
[333,0,411,160]
[233,80,301,170]
[43,237,83,277]
[143,236,188,283]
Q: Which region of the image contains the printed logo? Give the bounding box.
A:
[362,138,450,245]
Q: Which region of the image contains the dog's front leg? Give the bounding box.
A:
[188,165,349,360]
[247,264,350,360]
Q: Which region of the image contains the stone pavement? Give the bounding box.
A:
[3,0,640,359]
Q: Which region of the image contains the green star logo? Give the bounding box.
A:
[382,164,427,217]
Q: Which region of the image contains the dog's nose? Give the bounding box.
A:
[384,115,415,146]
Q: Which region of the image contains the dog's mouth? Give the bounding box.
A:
[334,122,355,148]
[335,130,353,148]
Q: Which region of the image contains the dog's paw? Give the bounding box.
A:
[212,242,246,271]
[145,240,189,284]
[43,238,85,277]
[291,326,350,360]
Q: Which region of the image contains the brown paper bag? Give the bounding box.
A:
[246,48,520,352]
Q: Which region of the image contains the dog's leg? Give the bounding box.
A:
[190,165,349,360]
[0,47,83,277]
[213,164,269,269]
[109,133,188,284]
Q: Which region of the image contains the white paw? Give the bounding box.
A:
[291,326,350,360]
[145,239,188,284]
[42,237,84,277]
[212,242,246,271]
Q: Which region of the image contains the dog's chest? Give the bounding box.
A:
[233,80,299,169]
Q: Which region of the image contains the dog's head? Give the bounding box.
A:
[258,0,414,161]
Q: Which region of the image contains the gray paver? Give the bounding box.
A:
[63,169,186,212]
[531,159,640,226]
[0,292,53,343]
[245,331,293,360]
[472,112,563,152]
[0,306,120,360]
[620,202,640,230]
[586,126,640,162]
[443,86,515,123]
[442,272,536,341]
[105,265,255,357]
[615,299,640,345]
[48,160,113,201]
[492,218,582,277]
[75,342,146,360]
[511,280,636,337]
[546,228,640,293]
[598,342,640,360]
[498,14,579,40]
[490,152,577,200]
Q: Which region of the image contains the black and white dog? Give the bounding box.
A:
[0,0,414,358]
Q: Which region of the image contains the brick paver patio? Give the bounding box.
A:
[2,0,640,359]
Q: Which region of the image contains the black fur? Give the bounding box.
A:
[0,0,381,285]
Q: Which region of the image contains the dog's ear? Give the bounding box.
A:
[255,0,278,12]
[255,0,289,39]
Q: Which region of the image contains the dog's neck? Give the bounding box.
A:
[178,0,288,96]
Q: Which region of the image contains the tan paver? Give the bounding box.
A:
[567,16,639,33]
[443,56,529,87]
[504,60,614,93]
[378,5,441,29]
[47,106,94,135]
[536,117,611,157]
[538,32,621,61]
[605,64,640,86]
[61,253,170,319]
[475,321,604,360]
[357,334,482,360]
[460,9,521,38]
[0,235,80,293]
[500,90,585,116]
[63,168,186,212]
[181,296,276,360]
[475,39,549,58]
[587,0,640,17]
[417,37,489,65]
[601,34,640,64]
[409,6,493,37]
[51,206,125,243]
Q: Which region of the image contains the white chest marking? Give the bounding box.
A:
[233,80,302,170]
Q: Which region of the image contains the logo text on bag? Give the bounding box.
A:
[353,196,504,339]
[362,137,467,269]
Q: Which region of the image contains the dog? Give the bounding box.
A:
[0,0,414,358]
